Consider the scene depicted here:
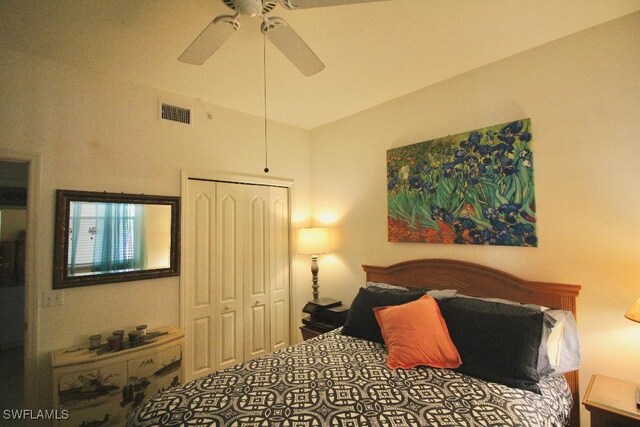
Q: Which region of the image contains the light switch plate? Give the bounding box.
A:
[43,290,64,307]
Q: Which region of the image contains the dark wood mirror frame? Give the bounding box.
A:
[53,190,180,289]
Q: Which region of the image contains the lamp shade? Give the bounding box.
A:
[625,297,640,323]
[297,227,330,255]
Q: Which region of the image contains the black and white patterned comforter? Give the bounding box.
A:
[128,329,572,427]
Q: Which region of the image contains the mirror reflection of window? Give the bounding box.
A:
[67,203,172,277]
[68,202,143,275]
[143,204,172,270]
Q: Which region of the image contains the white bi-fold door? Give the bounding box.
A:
[185,179,290,380]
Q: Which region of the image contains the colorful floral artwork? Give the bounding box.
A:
[387,119,537,246]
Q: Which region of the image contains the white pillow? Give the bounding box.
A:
[543,309,581,374]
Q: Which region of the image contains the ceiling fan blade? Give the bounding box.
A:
[262,17,325,77]
[179,15,238,65]
[279,0,388,10]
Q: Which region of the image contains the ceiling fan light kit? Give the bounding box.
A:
[230,0,266,18]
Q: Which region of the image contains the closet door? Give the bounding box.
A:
[184,179,217,380]
[269,186,290,351]
[243,187,271,360]
[185,179,290,379]
[215,182,245,370]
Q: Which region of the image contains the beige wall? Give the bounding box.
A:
[0,47,312,408]
[0,209,26,242]
[310,12,640,425]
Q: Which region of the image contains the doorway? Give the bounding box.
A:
[0,160,28,411]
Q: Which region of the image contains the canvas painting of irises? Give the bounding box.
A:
[387,119,537,246]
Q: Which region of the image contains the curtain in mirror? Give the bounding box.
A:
[68,202,147,276]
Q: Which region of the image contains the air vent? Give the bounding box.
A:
[161,103,191,125]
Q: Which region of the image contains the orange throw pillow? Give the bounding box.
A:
[373,295,462,370]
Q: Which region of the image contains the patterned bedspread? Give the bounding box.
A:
[128,329,572,427]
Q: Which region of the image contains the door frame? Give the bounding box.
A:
[0,148,41,410]
[179,170,296,378]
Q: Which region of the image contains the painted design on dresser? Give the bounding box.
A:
[59,367,124,407]
[122,347,182,409]
[58,365,126,427]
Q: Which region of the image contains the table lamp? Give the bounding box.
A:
[625,297,640,408]
[297,227,330,301]
[625,297,640,323]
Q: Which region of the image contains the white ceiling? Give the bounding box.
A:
[1,0,639,129]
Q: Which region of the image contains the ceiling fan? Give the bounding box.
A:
[179,0,388,76]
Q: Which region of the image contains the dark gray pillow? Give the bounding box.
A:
[365,285,427,295]
[437,297,544,393]
[456,294,557,378]
[341,287,425,343]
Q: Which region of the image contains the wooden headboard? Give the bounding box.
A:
[362,258,581,427]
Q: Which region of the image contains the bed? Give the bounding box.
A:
[127,259,581,427]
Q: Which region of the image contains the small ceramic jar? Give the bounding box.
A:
[107,335,121,351]
[128,330,141,345]
[89,334,102,349]
[136,325,147,336]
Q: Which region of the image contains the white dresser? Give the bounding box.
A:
[52,325,184,426]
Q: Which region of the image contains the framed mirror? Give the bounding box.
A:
[53,190,180,289]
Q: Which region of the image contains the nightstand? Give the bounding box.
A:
[583,374,640,427]
[300,298,349,341]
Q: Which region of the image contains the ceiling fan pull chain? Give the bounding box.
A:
[263,31,270,173]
